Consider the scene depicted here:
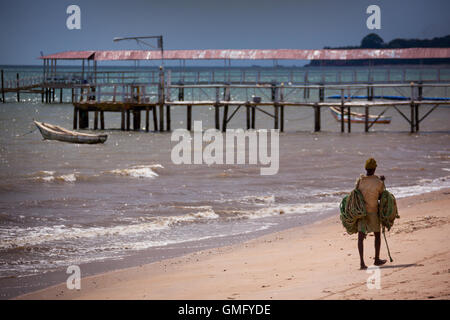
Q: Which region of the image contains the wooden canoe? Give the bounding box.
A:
[34,121,107,144]
[329,106,391,124]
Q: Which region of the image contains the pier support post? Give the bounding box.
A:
[166,105,171,131]
[246,103,250,130]
[415,104,419,132]
[100,111,105,130]
[1,70,4,103]
[16,73,20,102]
[251,106,256,129]
[73,107,78,130]
[79,110,89,129]
[315,84,324,132]
[94,111,99,130]
[133,110,141,131]
[274,105,279,129]
[158,67,165,132]
[314,104,321,132]
[152,106,158,131]
[126,110,130,131]
[416,81,422,132]
[159,105,164,132]
[410,83,416,133]
[222,85,230,132]
[222,105,229,132]
[145,107,150,132]
[215,104,220,130]
[121,110,125,131]
[347,106,351,133]
[60,88,63,103]
[279,85,284,132]
[187,105,192,131]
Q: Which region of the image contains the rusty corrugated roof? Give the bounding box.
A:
[40,48,450,61]
[41,51,96,60]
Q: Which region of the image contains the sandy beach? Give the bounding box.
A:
[17,188,450,300]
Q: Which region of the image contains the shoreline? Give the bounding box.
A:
[17,188,450,300]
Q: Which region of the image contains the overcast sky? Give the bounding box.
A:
[0,0,449,65]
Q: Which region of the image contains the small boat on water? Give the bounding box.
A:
[329,106,391,124]
[34,121,107,144]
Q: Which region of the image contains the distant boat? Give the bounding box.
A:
[34,121,107,144]
[329,107,391,124]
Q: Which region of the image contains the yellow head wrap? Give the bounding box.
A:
[365,158,377,170]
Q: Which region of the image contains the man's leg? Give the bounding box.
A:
[374,232,386,266]
[358,232,367,269]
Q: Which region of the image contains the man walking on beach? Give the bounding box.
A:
[356,158,387,270]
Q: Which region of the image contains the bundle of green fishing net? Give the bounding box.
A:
[340,189,367,235]
[378,190,400,231]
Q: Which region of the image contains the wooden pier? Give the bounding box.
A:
[2,66,450,133]
[2,46,450,133]
[69,79,450,134]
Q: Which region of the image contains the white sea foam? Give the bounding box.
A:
[0,205,218,249]
[32,171,77,183]
[390,175,450,199]
[107,164,163,179]
[239,201,338,220]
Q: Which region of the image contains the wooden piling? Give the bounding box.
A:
[100,111,105,130]
[314,104,321,132]
[246,104,250,130]
[16,73,20,102]
[222,105,229,132]
[251,106,256,129]
[93,110,99,131]
[410,103,415,133]
[159,105,164,132]
[215,104,220,130]
[280,105,284,132]
[152,106,158,131]
[166,105,171,131]
[145,107,150,132]
[187,105,192,131]
[158,67,165,132]
[222,85,230,132]
[60,88,63,103]
[133,110,141,131]
[1,69,4,103]
[274,105,279,129]
[415,104,419,132]
[416,82,422,132]
[121,110,125,130]
[272,83,279,130]
[79,110,89,129]
[73,107,78,129]
[126,109,130,131]
[347,106,351,133]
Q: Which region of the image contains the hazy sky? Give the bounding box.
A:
[0,0,449,65]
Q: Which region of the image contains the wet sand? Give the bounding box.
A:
[17,188,450,300]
